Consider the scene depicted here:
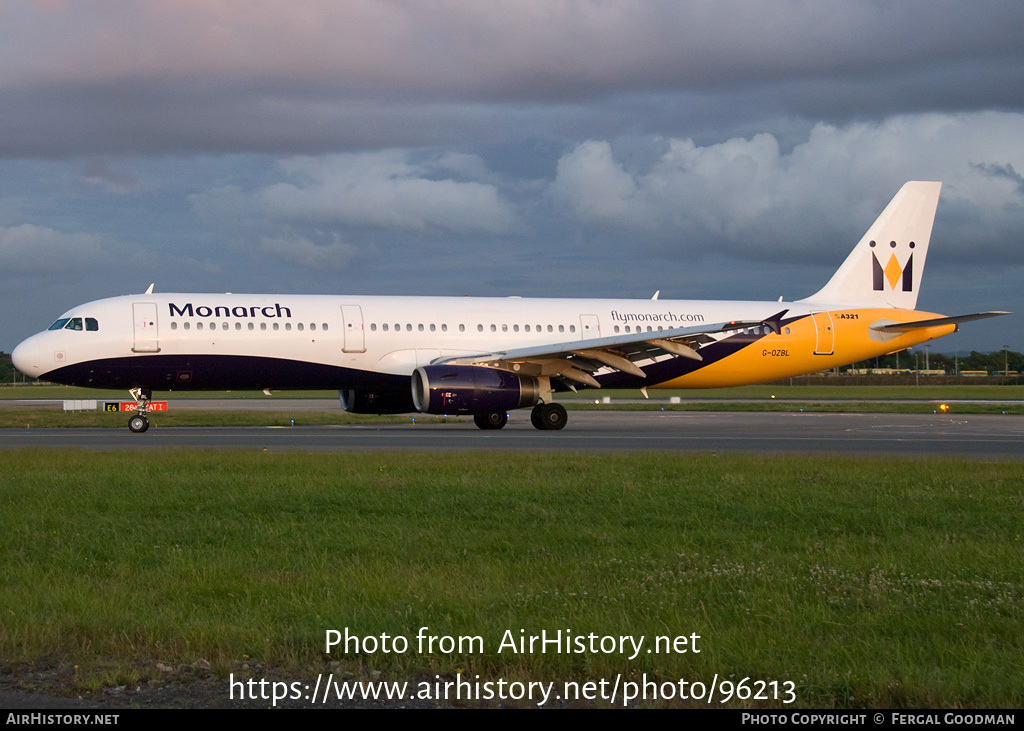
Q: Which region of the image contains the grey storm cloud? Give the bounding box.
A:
[177,112,1024,275]
[5,1,1020,93]
[0,223,142,279]
[191,151,518,236]
[3,1,1024,155]
[257,234,359,273]
[546,113,1024,264]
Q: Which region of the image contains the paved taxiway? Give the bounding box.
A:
[1,411,1021,459]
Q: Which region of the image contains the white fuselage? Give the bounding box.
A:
[12,291,947,397]
[13,292,781,383]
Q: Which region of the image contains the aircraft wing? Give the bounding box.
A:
[434,310,789,388]
[869,311,1011,333]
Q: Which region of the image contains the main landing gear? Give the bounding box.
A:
[127,387,151,433]
[531,402,567,431]
[473,411,508,430]
[472,403,568,431]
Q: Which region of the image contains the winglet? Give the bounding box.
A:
[762,309,789,335]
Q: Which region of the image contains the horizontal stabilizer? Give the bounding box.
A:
[869,311,1011,333]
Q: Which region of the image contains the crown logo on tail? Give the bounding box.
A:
[870,241,915,292]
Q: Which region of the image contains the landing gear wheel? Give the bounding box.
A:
[531,403,567,431]
[474,411,508,430]
[128,414,150,433]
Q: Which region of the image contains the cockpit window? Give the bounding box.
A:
[47,316,97,332]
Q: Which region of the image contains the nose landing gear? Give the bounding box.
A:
[127,387,151,433]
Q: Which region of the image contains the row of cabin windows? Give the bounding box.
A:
[165,320,791,337]
[615,325,668,334]
[369,322,579,334]
[360,323,788,336]
[614,325,789,335]
[614,324,791,336]
[49,317,99,331]
[169,321,329,332]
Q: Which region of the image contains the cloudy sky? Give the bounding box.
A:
[2,0,1023,354]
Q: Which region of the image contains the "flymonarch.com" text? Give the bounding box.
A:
[609,310,705,324]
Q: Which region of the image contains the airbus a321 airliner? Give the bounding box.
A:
[11,181,1008,433]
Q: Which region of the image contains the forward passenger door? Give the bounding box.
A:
[340,305,366,353]
[132,302,160,353]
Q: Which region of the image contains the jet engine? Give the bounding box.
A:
[411,365,541,415]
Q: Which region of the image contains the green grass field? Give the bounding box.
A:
[1,450,1021,707]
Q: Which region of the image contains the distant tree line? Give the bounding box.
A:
[849,348,1023,374]
[0,352,16,384]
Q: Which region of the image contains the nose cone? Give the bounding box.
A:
[11,335,42,378]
